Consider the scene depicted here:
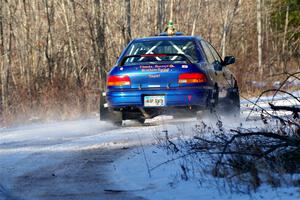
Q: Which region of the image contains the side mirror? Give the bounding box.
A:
[214,62,223,71]
[222,56,235,66]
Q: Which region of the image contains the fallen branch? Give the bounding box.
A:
[269,103,300,118]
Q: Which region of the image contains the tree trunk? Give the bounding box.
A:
[45,0,55,82]
[61,0,81,86]
[0,0,4,118]
[221,7,229,59]
[256,0,263,77]
[22,0,33,109]
[220,0,241,59]
[0,0,3,54]
[156,0,165,33]
[282,5,289,72]
[1,2,12,118]
[94,0,107,90]
[124,0,131,45]
[169,0,174,21]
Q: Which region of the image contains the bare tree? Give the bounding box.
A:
[94,0,107,90]
[1,2,13,118]
[219,0,241,59]
[0,0,3,119]
[124,0,131,45]
[256,0,263,77]
[61,0,81,86]
[282,5,289,72]
[156,0,165,33]
[44,0,55,82]
[169,0,174,21]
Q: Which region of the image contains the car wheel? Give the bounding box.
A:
[136,117,146,124]
[110,110,123,126]
[99,91,123,126]
[100,108,123,126]
[220,86,240,117]
[198,87,219,120]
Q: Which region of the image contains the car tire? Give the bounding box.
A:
[198,87,219,120]
[110,110,123,126]
[220,86,240,117]
[99,91,123,126]
[101,108,123,126]
[136,117,146,124]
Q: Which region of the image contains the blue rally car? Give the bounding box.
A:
[100,33,240,125]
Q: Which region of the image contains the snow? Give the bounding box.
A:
[241,90,300,119]
[0,117,199,199]
[0,91,299,199]
[111,145,300,200]
[108,92,300,200]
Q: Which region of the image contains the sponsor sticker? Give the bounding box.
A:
[140,64,175,72]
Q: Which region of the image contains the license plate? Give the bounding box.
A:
[144,96,165,107]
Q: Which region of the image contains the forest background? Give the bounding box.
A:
[0,0,299,125]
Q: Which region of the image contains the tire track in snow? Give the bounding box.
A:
[10,147,146,200]
[0,183,22,200]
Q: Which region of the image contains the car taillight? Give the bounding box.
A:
[107,75,131,86]
[178,73,206,84]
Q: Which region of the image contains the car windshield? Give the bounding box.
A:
[122,39,201,65]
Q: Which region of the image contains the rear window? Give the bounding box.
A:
[122,39,202,65]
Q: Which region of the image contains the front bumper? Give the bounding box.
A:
[106,87,212,108]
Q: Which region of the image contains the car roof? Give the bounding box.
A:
[132,35,202,42]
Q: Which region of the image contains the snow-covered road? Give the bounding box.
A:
[0,91,299,200]
[0,116,204,200]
